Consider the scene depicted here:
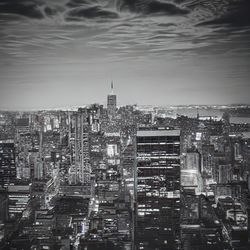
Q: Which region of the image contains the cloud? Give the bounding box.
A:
[44,6,59,17]
[0,0,189,23]
[196,0,250,27]
[66,0,98,8]
[117,0,189,15]
[0,0,44,19]
[66,6,119,20]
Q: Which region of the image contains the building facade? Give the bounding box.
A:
[107,82,117,117]
[135,128,181,249]
[0,140,16,187]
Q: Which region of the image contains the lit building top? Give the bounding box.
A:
[137,129,180,137]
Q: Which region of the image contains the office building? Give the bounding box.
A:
[135,128,181,249]
[182,152,202,194]
[7,185,31,220]
[0,140,16,187]
[73,108,91,185]
[0,188,8,223]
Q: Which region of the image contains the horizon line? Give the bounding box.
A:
[1,103,250,112]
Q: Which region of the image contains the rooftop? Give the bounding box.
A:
[137,129,180,137]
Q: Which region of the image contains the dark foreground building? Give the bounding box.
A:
[0,140,16,187]
[135,128,181,250]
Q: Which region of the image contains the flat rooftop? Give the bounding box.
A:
[137,129,180,137]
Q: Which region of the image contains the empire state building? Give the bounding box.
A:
[107,81,117,116]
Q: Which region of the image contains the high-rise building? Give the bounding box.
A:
[135,128,181,250]
[87,104,103,133]
[0,140,16,187]
[107,82,117,117]
[182,152,202,194]
[218,164,231,184]
[73,108,91,185]
[0,188,8,222]
[201,144,215,177]
[234,142,242,161]
[7,185,30,220]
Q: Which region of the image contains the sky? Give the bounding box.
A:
[0,0,250,110]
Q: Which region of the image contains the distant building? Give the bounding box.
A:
[182,152,202,194]
[34,160,44,180]
[217,197,248,247]
[16,117,30,139]
[28,151,43,180]
[107,82,117,117]
[0,140,16,187]
[0,188,8,223]
[201,144,215,177]
[229,116,250,125]
[234,142,242,161]
[218,164,231,184]
[87,104,103,133]
[7,185,31,220]
[184,152,201,171]
[73,109,91,184]
[135,128,181,249]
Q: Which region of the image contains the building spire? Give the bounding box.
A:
[111,80,114,94]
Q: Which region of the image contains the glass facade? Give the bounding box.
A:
[136,129,181,250]
[0,140,16,186]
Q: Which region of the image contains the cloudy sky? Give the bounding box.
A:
[0,0,250,110]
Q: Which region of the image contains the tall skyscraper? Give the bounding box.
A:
[135,128,181,250]
[73,108,91,184]
[0,140,16,187]
[0,188,8,222]
[107,81,117,117]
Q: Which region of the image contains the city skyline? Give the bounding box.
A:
[1,0,250,110]
[1,103,250,249]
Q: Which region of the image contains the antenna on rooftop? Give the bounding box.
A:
[111,80,114,94]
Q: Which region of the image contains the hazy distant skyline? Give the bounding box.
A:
[1,0,250,110]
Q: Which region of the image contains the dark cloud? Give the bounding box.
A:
[195,0,250,27]
[0,0,44,19]
[117,0,189,15]
[0,0,189,23]
[44,6,59,17]
[66,0,98,8]
[66,6,119,20]
[0,0,249,25]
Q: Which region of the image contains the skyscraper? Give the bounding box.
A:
[135,128,181,250]
[0,140,16,187]
[107,81,117,117]
[0,188,8,222]
[73,108,91,185]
